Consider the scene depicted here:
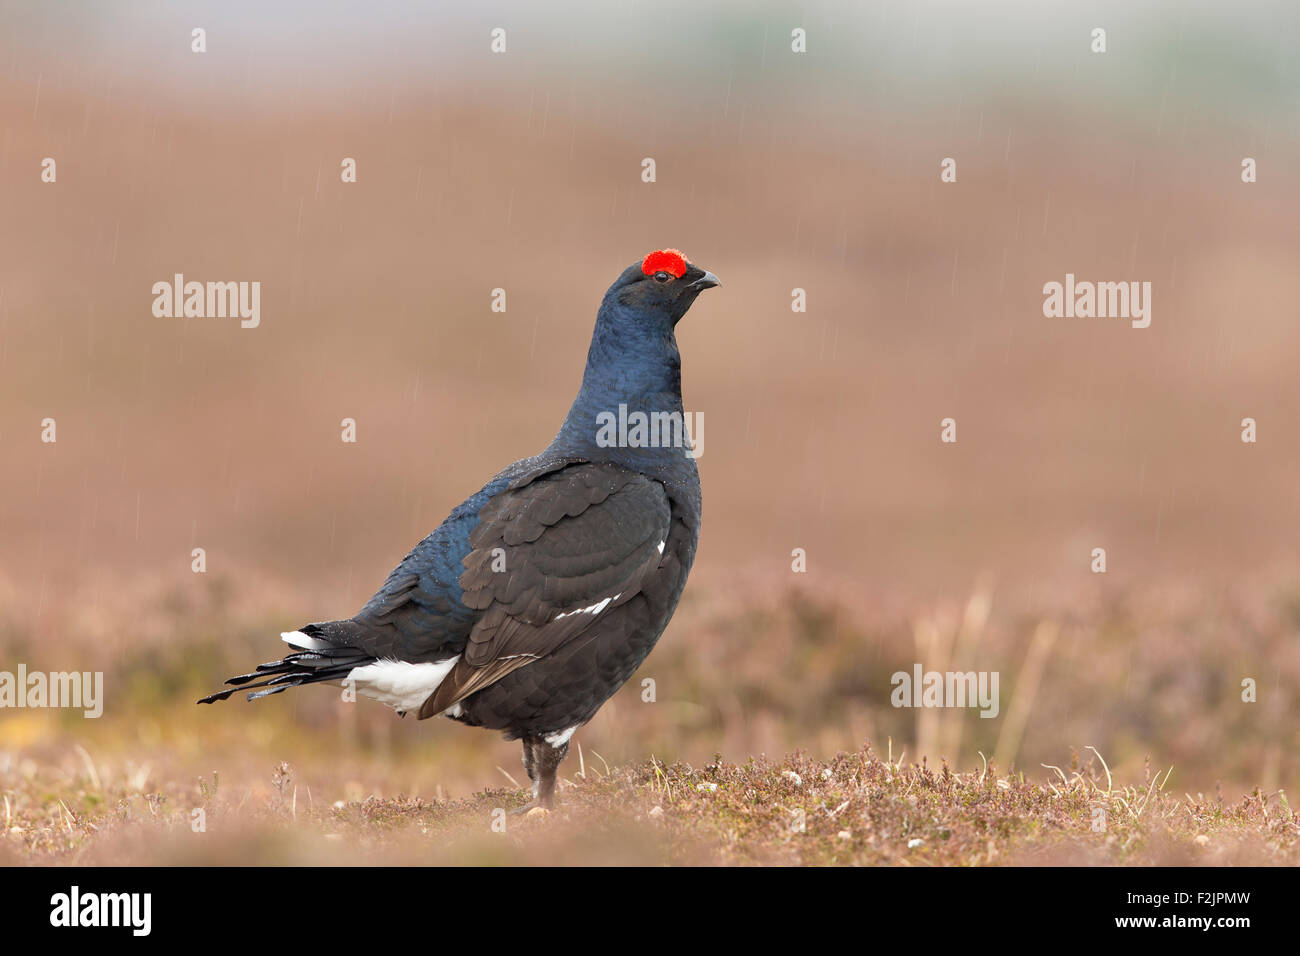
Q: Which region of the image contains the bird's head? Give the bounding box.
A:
[563,249,719,447]
[604,249,721,327]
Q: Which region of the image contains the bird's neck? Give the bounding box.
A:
[551,304,685,457]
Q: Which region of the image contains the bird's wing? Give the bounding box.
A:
[416,460,671,717]
[348,457,590,662]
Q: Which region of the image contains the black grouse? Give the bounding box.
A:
[200,249,719,811]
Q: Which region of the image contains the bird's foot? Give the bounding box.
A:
[509,796,555,816]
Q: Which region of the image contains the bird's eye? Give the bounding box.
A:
[653,271,672,283]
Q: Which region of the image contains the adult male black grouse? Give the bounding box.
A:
[200,249,718,811]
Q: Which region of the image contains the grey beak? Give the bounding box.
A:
[690,271,721,291]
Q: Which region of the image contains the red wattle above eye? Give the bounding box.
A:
[641,249,689,278]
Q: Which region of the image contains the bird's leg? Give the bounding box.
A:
[510,736,569,814]
[531,738,569,809]
[521,737,537,784]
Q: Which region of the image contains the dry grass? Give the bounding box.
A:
[2,743,1294,866]
[2,570,1295,865]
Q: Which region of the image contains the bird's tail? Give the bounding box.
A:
[197,622,376,705]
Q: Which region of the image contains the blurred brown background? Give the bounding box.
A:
[2,1,1298,805]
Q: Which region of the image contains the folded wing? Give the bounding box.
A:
[417,460,670,717]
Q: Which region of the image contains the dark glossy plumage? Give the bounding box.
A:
[200,252,719,808]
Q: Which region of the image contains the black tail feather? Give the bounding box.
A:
[197,646,376,705]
